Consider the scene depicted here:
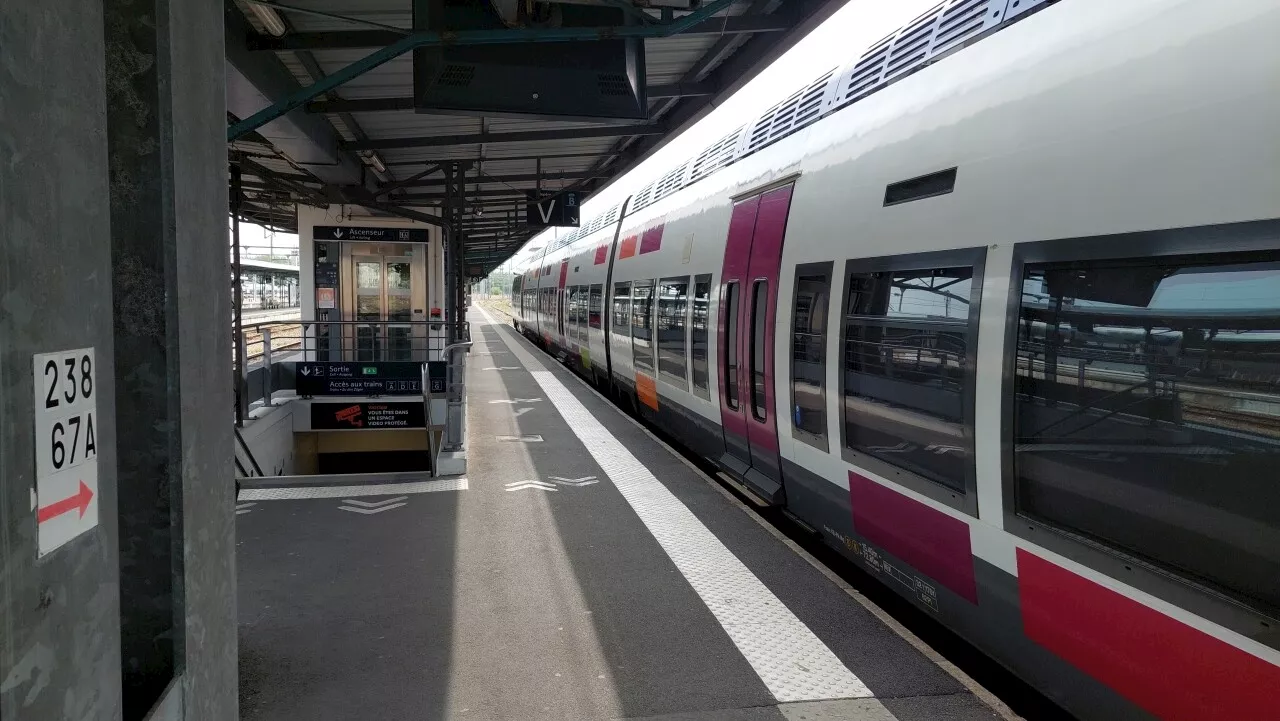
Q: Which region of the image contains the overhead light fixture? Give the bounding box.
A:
[247,2,288,37]
[361,151,387,174]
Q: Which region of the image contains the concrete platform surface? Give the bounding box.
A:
[235,308,1010,721]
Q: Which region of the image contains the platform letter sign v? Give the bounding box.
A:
[538,199,556,225]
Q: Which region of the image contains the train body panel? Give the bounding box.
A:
[509,1,1280,718]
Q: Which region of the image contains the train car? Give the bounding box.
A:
[512,1,1280,718]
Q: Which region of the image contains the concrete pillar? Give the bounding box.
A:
[0,0,121,718]
[1,0,235,718]
[105,0,236,719]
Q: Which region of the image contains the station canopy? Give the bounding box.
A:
[226,0,842,276]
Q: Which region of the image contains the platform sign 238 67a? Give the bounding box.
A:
[32,347,99,557]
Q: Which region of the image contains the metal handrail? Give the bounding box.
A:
[422,340,471,476]
[441,341,472,453]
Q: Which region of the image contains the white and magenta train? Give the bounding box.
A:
[510,0,1280,718]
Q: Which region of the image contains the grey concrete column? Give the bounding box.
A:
[0,0,122,718]
[105,0,236,718]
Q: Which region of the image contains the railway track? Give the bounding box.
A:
[240,323,303,362]
[1183,404,1280,437]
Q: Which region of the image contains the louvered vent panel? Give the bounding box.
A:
[787,70,835,133]
[1006,0,1055,21]
[689,127,743,183]
[743,89,796,155]
[631,182,656,213]
[654,162,689,201]
[745,105,780,154]
[885,4,943,78]
[934,0,992,54]
[843,34,893,101]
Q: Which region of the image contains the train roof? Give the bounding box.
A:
[549,0,1059,256]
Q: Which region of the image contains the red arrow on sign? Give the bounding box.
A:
[37,481,94,523]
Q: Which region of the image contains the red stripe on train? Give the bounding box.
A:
[848,471,977,603]
[1017,549,1280,721]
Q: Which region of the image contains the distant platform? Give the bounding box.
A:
[241,307,300,325]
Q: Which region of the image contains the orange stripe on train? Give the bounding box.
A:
[635,373,658,411]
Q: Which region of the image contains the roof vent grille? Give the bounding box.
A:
[597,73,631,97]
[653,162,689,202]
[436,64,476,88]
[689,127,743,183]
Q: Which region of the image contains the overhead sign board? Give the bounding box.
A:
[526,191,580,228]
[296,361,423,397]
[32,347,99,557]
[313,226,430,243]
[311,402,427,430]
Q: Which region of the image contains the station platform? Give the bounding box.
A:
[235,307,1012,721]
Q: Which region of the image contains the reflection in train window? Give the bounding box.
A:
[691,275,712,397]
[589,284,603,330]
[842,265,975,493]
[1014,254,1280,615]
[791,264,832,450]
[658,277,690,384]
[612,282,631,337]
[632,280,656,373]
[568,286,582,341]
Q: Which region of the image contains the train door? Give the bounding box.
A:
[717,184,794,503]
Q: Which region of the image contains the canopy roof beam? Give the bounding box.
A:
[228,0,740,141]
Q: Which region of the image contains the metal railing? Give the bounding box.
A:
[233,320,471,422]
[423,339,472,475]
[440,340,472,452]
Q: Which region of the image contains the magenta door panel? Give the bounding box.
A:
[718,196,761,461]
[743,185,793,459]
[716,184,795,501]
[716,184,793,502]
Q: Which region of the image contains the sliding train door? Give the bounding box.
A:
[717,184,794,503]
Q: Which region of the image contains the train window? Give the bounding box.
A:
[840,260,979,496]
[791,263,832,449]
[1013,252,1280,614]
[724,282,741,410]
[690,275,712,398]
[558,289,566,336]
[632,280,656,373]
[569,286,581,340]
[658,277,689,384]
[612,282,631,337]
[577,285,588,340]
[750,280,769,421]
[589,284,603,330]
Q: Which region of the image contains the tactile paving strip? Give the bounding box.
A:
[481,309,872,704]
[238,478,468,501]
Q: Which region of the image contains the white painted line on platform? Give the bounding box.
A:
[338,502,407,515]
[238,478,467,501]
[497,434,543,442]
[476,306,872,704]
[505,480,558,492]
[341,496,408,508]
